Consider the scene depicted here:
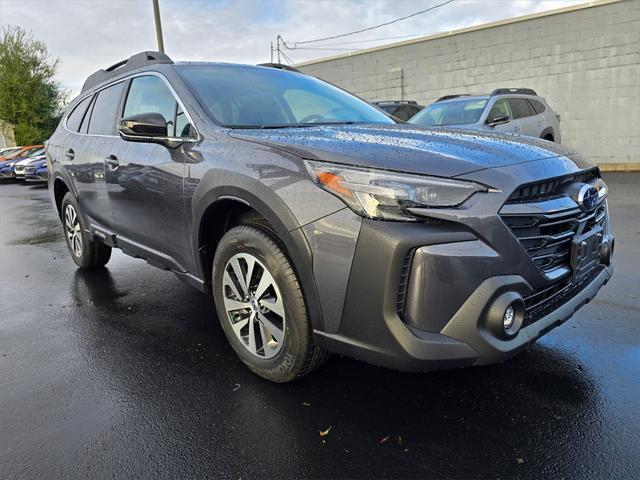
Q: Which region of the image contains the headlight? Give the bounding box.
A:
[305,160,487,221]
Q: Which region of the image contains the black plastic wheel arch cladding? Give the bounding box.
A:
[191,172,326,332]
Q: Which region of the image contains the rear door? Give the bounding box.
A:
[508,97,540,137]
[528,99,548,134]
[61,82,126,230]
[106,74,197,273]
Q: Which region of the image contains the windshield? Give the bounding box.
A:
[0,147,20,156]
[177,65,394,128]
[27,148,45,157]
[409,99,488,126]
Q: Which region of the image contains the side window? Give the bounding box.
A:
[123,75,193,137]
[175,106,194,138]
[529,100,546,115]
[488,98,512,120]
[79,96,96,134]
[66,95,93,132]
[508,98,534,119]
[87,82,126,135]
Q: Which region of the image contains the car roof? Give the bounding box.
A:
[434,94,545,104]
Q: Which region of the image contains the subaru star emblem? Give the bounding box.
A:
[577,184,598,211]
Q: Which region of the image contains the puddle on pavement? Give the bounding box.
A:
[7,229,62,245]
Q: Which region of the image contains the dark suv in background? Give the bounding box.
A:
[373,100,424,121]
[47,51,613,382]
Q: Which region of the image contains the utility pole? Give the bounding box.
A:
[270,42,274,63]
[276,35,282,63]
[152,0,165,53]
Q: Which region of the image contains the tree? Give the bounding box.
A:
[0,25,68,145]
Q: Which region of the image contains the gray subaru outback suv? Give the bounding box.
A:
[410,88,561,142]
[47,52,613,382]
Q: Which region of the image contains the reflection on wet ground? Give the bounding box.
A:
[1,177,639,478]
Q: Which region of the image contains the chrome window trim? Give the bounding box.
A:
[63,71,201,142]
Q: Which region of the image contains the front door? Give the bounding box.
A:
[105,74,197,273]
[487,98,521,135]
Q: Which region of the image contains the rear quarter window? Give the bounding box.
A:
[65,95,94,133]
[529,100,546,114]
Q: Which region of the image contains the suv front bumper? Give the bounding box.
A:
[314,219,613,371]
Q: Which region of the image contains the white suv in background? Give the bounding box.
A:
[409,88,561,142]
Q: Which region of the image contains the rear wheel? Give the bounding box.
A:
[61,192,111,269]
[212,225,327,382]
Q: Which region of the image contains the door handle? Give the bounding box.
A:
[105,155,119,170]
[65,149,75,161]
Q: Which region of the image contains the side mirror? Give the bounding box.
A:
[118,113,181,148]
[487,115,510,127]
[120,112,168,138]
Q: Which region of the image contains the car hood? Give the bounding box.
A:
[30,159,47,168]
[229,124,586,177]
[17,156,46,166]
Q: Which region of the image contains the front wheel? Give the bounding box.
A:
[61,192,112,269]
[212,225,327,382]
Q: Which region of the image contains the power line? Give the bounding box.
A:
[293,31,439,48]
[289,0,455,47]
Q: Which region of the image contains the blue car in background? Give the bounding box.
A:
[0,149,45,181]
[0,159,19,179]
[24,158,48,183]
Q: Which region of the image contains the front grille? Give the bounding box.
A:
[523,265,603,326]
[505,168,598,204]
[501,203,606,273]
[24,167,36,175]
[15,165,25,173]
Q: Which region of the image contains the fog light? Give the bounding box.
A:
[486,293,525,339]
[503,305,515,330]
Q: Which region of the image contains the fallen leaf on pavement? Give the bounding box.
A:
[319,426,332,437]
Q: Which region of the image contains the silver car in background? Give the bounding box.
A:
[14,150,46,179]
[409,88,561,142]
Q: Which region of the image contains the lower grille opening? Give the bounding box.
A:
[523,265,603,326]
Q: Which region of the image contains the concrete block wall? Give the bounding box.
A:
[298,0,640,166]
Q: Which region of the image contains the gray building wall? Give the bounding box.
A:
[297,0,640,167]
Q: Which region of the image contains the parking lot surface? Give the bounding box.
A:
[1,174,639,479]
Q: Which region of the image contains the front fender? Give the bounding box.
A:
[191,169,327,331]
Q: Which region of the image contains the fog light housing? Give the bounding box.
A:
[486,292,525,339]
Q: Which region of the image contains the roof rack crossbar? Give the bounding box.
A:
[490,88,537,96]
[81,51,174,93]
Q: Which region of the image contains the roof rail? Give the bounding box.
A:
[490,88,537,96]
[373,100,418,105]
[81,51,173,93]
[257,63,301,73]
[435,94,471,102]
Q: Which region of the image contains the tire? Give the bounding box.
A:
[212,224,328,382]
[61,192,112,269]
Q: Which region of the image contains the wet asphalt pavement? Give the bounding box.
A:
[1,174,639,479]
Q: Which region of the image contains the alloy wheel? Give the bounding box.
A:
[222,252,285,359]
[64,204,83,257]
